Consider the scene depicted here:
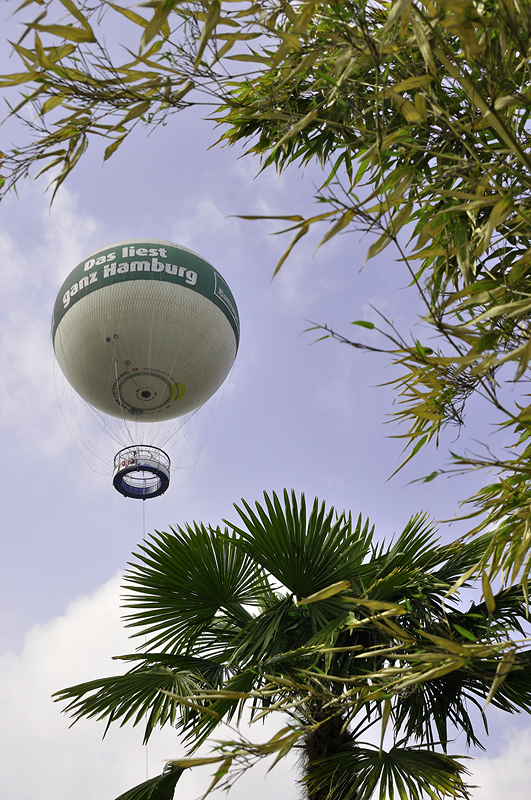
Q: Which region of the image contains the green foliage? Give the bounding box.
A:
[3,1,531,588]
[54,491,531,800]
[113,765,184,800]
[303,746,471,800]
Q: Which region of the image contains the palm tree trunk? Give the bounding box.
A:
[301,710,357,800]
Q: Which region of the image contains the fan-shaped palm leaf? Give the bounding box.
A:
[123,523,267,652]
[228,490,374,598]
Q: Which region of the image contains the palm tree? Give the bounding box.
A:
[55,491,531,800]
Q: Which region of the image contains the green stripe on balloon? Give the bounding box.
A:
[52,239,240,344]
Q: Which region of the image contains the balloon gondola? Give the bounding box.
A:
[52,239,239,498]
[112,445,171,499]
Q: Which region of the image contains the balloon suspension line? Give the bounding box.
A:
[142,497,149,781]
[142,497,146,542]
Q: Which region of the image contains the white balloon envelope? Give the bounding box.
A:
[52,238,239,498]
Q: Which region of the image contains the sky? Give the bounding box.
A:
[1,4,531,799]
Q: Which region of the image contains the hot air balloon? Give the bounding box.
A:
[52,238,239,498]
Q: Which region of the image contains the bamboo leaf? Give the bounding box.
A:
[40,95,65,115]
[482,570,496,613]
[116,100,151,128]
[201,756,233,798]
[484,649,516,708]
[397,658,465,687]
[225,53,270,63]
[141,3,173,51]
[411,17,437,74]
[365,231,393,262]
[104,136,126,162]
[159,692,221,717]
[273,109,320,148]
[379,698,392,755]
[273,224,309,276]
[494,94,520,110]
[380,0,413,36]
[346,599,406,612]
[30,24,96,43]
[194,0,221,70]
[298,580,351,605]
[351,320,375,329]
[393,75,432,92]
[317,208,356,248]
[169,756,225,768]
[58,0,95,33]
[107,2,148,29]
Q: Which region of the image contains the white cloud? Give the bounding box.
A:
[0,575,297,800]
[468,725,531,799]
[0,184,106,456]
[0,575,159,800]
[169,198,241,259]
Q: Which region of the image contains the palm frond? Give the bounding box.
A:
[54,666,206,743]
[113,765,184,800]
[122,524,266,652]
[303,744,471,800]
[228,490,374,598]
